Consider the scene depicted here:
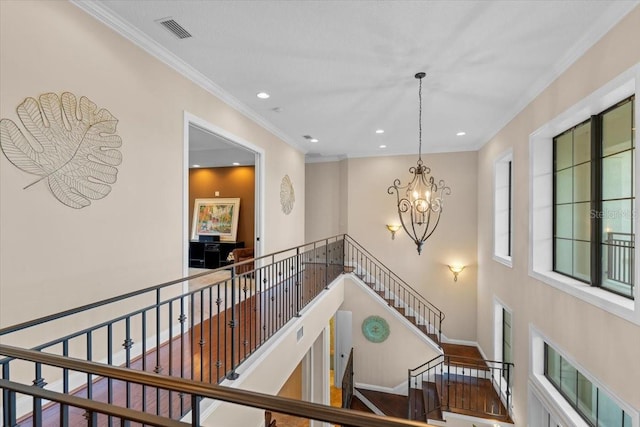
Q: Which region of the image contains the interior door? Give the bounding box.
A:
[334,310,352,386]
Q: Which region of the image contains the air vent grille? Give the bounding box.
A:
[157,18,192,39]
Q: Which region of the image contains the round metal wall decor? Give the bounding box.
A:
[280,174,295,215]
[361,315,390,343]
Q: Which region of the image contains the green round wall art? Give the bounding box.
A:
[361,315,390,343]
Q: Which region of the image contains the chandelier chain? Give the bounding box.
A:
[418,76,423,163]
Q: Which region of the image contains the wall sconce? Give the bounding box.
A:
[386,224,401,240]
[448,265,466,282]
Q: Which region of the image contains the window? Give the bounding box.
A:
[544,343,632,427]
[553,97,635,299]
[494,150,513,266]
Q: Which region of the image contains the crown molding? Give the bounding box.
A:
[474,1,640,151]
[70,0,307,154]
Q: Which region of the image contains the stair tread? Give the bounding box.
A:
[356,388,407,419]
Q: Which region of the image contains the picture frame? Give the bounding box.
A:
[191,198,240,242]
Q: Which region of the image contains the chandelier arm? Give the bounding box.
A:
[423,210,444,242]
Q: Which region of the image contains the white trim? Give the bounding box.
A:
[494,148,514,267]
[355,381,408,397]
[352,389,385,416]
[529,63,640,325]
[529,324,639,427]
[183,111,266,260]
[70,0,306,155]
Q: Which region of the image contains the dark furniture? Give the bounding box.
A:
[231,247,254,274]
[189,241,244,269]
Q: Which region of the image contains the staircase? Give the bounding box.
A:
[344,236,514,424]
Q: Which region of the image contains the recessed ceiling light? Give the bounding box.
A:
[192,164,200,168]
[232,162,240,166]
[310,138,319,143]
[376,129,385,134]
[379,145,387,149]
[456,131,466,136]
[256,92,270,99]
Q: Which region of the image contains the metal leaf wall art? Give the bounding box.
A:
[0,92,123,209]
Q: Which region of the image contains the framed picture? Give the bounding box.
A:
[191,198,240,242]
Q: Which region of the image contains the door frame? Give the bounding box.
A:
[183,111,265,279]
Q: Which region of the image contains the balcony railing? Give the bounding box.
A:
[0,344,427,427]
[0,234,443,426]
[408,354,513,422]
[344,235,444,343]
[604,231,634,297]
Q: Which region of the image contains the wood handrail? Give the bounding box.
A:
[0,344,431,427]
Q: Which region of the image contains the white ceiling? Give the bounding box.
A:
[79,0,639,164]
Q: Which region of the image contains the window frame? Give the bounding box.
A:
[529,326,638,427]
[494,149,514,267]
[529,63,640,325]
[552,97,635,299]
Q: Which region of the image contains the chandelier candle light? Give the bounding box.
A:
[388,72,451,254]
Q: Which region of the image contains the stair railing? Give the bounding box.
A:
[0,344,428,427]
[341,348,355,409]
[344,235,445,343]
[0,235,345,425]
[408,354,514,422]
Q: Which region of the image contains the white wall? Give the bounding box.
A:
[477,5,640,425]
[0,1,305,338]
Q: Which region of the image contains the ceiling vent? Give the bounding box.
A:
[156,17,192,39]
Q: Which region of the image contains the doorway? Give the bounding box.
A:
[183,112,264,277]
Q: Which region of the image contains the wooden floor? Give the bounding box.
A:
[16,284,292,426]
[356,388,408,419]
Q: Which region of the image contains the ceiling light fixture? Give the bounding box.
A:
[456,131,466,136]
[310,138,319,143]
[256,92,270,99]
[192,164,200,168]
[387,72,451,255]
[379,145,387,149]
[376,129,385,134]
[232,162,240,166]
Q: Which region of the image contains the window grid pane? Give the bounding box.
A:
[553,96,634,299]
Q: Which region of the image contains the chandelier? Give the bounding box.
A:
[387,72,451,254]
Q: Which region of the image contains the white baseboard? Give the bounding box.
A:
[355,381,407,396]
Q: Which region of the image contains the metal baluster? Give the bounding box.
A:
[86,331,93,401]
[199,288,205,382]
[155,288,162,415]
[141,311,147,414]
[61,340,69,426]
[208,286,213,383]
[216,284,222,383]
[107,324,113,426]
[227,269,239,380]
[179,295,186,415]
[2,361,17,426]
[123,319,132,418]
[32,362,45,426]
[168,302,174,418]
[191,395,201,427]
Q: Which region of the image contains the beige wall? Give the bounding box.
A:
[0,1,305,332]
[307,152,479,341]
[304,159,348,242]
[339,276,441,389]
[477,5,640,425]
